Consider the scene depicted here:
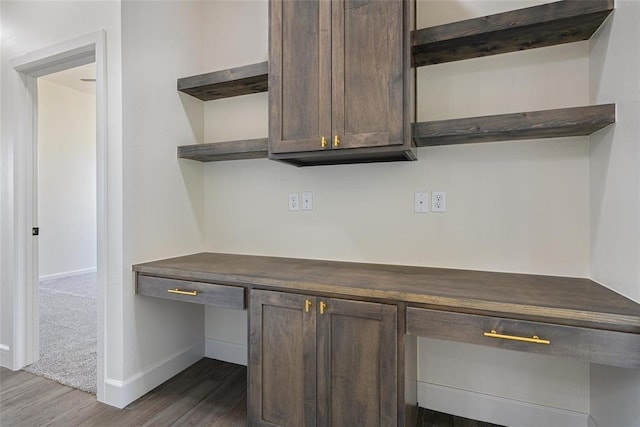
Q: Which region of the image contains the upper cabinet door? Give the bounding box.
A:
[269,0,415,165]
[331,0,405,151]
[269,0,332,155]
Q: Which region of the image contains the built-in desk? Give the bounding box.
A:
[133,252,640,426]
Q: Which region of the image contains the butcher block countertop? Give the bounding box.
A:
[133,252,640,334]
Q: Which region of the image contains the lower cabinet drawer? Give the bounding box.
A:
[136,274,245,309]
[406,307,640,369]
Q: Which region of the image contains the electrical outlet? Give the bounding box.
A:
[288,193,300,211]
[414,191,428,213]
[431,191,446,213]
[302,191,313,211]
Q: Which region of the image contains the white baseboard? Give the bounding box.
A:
[102,340,204,409]
[40,266,97,281]
[0,344,12,369]
[418,382,589,427]
[205,338,247,366]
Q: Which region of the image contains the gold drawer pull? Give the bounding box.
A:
[167,288,198,297]
[483,330,550,345]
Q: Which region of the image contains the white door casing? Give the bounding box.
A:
[2,31,108,400]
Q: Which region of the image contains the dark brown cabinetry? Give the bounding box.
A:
[248,289,398,426]
[268,0,415,166]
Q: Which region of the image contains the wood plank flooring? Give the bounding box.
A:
[2,357,503,427]
[417,407,505,427]
[1,358,246,426]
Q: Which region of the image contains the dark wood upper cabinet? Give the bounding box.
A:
[269,0,416,166]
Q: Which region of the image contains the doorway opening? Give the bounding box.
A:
[21,63,98,393]
[5,31,107,400]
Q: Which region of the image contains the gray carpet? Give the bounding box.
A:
[23,272,97,394]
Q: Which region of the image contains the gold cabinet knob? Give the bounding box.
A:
[321,136,327,148]
[334,135,340,147]
[305,299,312,313]
[320,301,327,314]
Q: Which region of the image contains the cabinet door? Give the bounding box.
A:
[332,0,405,150]
[249,290,317,427]
[317,298,398,427]
[269,0,332,155]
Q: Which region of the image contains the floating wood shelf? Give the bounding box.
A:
[177,62,268,101]
[412,104,615,147]
[412,0,614,67]
[178,105,616,160]
[178,138,268,162]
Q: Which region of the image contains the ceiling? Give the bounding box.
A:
[41,62,96,95]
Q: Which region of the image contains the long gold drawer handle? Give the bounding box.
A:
[483,330,550,345]
[167,288,198,297]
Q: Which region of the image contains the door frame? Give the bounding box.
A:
[2,31,108,399]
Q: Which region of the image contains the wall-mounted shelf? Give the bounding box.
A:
[412,104,615,147]
[177,62,268,101]
[176,105,615,161]
[412,0,614,67]
[176,1,617,161]
[178,138,268,162]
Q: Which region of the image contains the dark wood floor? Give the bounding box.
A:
[417,407,504,427]
[1,357,502,427]
[1,358,246,426]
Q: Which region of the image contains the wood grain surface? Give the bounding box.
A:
[177,62,268,101]
[133,252,640,334]
[0,364,493,427]
[412,104,615,146]
[0,359,246,427]
[248,289,317,427]
[177,138,268,162]
[407,307,640,369]
[269,0,417,165]
[269,0,331,156]
[412,0,614,66]
[137,275,245,309]
[316,298,398,427]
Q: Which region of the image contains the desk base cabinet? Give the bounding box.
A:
[249,289,398,426]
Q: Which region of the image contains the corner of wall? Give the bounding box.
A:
[590,364,640,427]
[102,340,204,408]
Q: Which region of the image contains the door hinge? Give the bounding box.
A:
[32,227,39,236]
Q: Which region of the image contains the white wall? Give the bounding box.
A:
[37,78,96,279]
[200,1,593,426]
[589,2,640,427]
[589,0,640,303]
[119,0,207,406]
